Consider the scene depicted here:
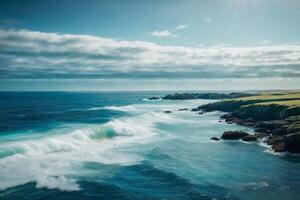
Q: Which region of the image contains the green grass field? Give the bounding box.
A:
[255,99,300,108]
[234,92,300,108]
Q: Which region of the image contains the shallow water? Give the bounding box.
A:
[0,92,299,200]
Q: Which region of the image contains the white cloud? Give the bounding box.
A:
[0,29,300,79]
[150,30,177,38]
[175,24,188,30]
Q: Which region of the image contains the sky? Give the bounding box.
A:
[0,0,300,91]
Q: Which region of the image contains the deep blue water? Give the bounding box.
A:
[0,92,299,200]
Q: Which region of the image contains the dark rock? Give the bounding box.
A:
[266,135,284,146]
[198,111,204,115]
[264,133,300,153]
[226,117,238,122]
[272,142,286,152]
[283,133,300,153]
[237,118,257,127]
[220,114,231,119]
[210,137,220,141]
[236,120,256,127]
[242,135,257,142]
[245,118,256,123]
[255,122,277,129]
[148,96,160,100]
[221,131,249,140]
[255,127,269,133]
[270,128,287,136]
[264,135,287,152]
[254,132,268,139]
[225,117,244,125]
[164,110,172,114]
[178,108,189,111]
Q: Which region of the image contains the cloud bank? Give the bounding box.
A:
[0,29,300,80]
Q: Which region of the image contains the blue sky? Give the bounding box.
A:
[0,0,300,91]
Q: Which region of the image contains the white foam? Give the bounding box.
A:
[0,109,173,192]
[35,175,80,191]
[264,149,286,156]
[142,98,162,101]
[86,107,102,111]
[257,141,286,156]
[0,98,205,192]
[243,181,270,190]
[88,105,139,112]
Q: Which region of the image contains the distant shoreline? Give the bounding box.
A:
[149,92,300,154]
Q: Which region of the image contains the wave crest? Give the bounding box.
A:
[87,105,139,112]
[0,110,172,192]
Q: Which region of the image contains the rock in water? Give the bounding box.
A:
[266,135,283,145]
[210,137,220,141]
[221,131,249,140]
[265,135,287,152]
[178,108,189,111]
[254,132,268,139]
[148,96,160,100]
[283,133,300,153]
[272,142,286,152]
[164,110,172,113]
[242,135,257,142]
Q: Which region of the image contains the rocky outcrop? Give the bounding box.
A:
[199,102,299,121]
[273,142,286,152]
[210,137,220,141]
[195,97,300,153]
[178,108,189,111]
[160,92,253,100]
[263,134,300,153]
[221,131,249,140]
[148,96,160,100]
[242,135,258,142]
[283,133,300,153]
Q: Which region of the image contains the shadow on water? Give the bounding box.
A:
[0,163,240,200]
[278,154,300,163]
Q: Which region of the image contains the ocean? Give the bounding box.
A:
[0,92,299,200]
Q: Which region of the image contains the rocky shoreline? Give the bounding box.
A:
[193,97,300,153]
[150,92,300,154]
[159,92,254,100]
[147,92,255,101]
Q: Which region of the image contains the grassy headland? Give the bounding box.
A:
[159,92,255,100]
[196,92,300,153]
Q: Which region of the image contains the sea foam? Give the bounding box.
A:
[87,105,139,112]
[0,109,174,192]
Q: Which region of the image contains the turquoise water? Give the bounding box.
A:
[0,92,299,200]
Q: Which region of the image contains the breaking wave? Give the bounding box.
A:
[0,110,174,192]
[87,105,139,112]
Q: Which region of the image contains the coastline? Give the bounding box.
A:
[150,92,300,154]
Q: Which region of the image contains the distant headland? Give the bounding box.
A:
[149,92,300,154]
